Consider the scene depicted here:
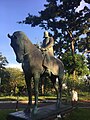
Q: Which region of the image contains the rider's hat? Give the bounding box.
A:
[43,31,49,38]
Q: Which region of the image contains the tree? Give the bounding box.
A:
[1,68,25,96]
[0,52,8,69]
[84,0,90,3]
[87,54,90,70]
[0,52,8,79]
[62,52,89,75]
[19,0,90,77]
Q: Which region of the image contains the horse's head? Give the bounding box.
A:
[8,31,25,63]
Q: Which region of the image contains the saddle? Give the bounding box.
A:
[42,54,61,75]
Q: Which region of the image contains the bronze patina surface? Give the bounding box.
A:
[8,31,64,115]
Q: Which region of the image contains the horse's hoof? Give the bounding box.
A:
[24,108,31,114]
[56,101,61,109]
[32,106,38,115]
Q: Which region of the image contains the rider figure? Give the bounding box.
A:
[41,31,54,57]
[41,31,54,74]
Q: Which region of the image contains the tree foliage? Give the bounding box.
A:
[19,0,89,53]
[62,52,89,75]
[19,0,90,74]
[0,52,8,69]
[0,52,8,79]
[1,68,25,96]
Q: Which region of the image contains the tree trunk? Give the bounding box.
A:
[71,40,76,80]
[68,30,76,80]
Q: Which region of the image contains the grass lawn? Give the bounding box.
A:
[0,96,28,101]
[0,91,90,101]
[79,92,90,101]
[64,108,90,120]
[0,109,16,120]
[0,108,90,120]
[0,95,56,101]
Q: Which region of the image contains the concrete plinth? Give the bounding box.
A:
[7,104,72,120]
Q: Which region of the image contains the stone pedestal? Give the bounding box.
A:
[7,104,72,120]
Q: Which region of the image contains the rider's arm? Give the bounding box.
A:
[42,37,54,50]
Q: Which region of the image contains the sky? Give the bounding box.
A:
[0,0,46,69]
[0,0,90,69]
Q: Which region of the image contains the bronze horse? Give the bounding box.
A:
[8,31,64,114]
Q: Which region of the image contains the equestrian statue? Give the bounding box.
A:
[8,31,64,115]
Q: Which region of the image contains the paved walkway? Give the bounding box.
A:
[0,100,55,109]
[0,100,90,109]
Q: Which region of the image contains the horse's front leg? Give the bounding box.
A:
[24,75,32,113]
[32,73,39,115]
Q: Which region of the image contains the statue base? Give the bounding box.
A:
[7,104,73,120]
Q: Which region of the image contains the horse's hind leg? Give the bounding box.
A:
[57,77,62,108]
[51,75,62,108]
[50,75,60,107]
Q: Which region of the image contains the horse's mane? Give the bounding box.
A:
[13,31,32,44]
[13,31,42,55]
